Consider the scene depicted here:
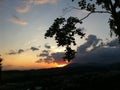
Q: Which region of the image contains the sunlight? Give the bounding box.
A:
[57,64,67,67]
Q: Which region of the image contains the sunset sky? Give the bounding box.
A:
[0,0,119,70]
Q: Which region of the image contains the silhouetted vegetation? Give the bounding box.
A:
[1,64,120,90]
[45,0,120,61]
[0,57,2,85]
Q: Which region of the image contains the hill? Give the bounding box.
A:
[1,63,120,90]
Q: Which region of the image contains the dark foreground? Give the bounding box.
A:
[1,63,120,90]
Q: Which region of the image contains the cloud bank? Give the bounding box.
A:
[37,34,120,65]
[74,35,120,64]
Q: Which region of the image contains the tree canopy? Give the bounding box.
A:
[45,0,120,62]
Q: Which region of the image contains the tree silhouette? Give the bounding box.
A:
[45,0,120,61]
[45,17,85,61]
[0,57,2,85]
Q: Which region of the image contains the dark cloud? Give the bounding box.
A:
[73,35,120,64]
[107,38,120,47]
[45,43,51,49]
[8,49,24,55]
[18,49,24,54]
[7,46,40,55]
[30,47,39,51]
[39,53,49,57]
[51,52,66,64]
[51,52,64,61]
[36,59,43,63]
[38,50,49,57]
[36,50,66,64]
[36,56,53,63]
[8,50,17,55]
[44,56,53,61]
[75,47,120,64]
[42,50,49,53]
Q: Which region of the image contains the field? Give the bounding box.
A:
[1,64,120,90]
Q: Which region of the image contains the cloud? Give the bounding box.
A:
[39,53,49,57]
[45,43,51,49]
[30,47,39,51]
[77,35,101,54]
[8,49,24,55]
[16,0,57,13]
[7,50,17,55]
[7,46,40,55]
[73,35,120,64]
[36,49,67,64]
[36,55,53,63]
[38,50,49,57]
[34,0,57,4]
[35,34,120,65]
[18,49,24,54]
[16,4,30,13]
[51,52,66,64]
[107,38,120,47]
[10,16,28,26]
[36,59,43,63]
[16,0,32,13]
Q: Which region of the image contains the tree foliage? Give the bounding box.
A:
[45,0,120,61]
[45,17,85,61]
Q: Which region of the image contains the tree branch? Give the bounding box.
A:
[61,6,111,21]
[80,10,111,21]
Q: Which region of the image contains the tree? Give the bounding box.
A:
[45,0,120,62]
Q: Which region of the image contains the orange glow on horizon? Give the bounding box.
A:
[57,64,67,67]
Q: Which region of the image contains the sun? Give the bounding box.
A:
[57,64,67,67]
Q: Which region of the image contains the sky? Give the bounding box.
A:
[0,0,119,70]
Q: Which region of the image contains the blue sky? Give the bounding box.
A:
[0,0,118,70]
